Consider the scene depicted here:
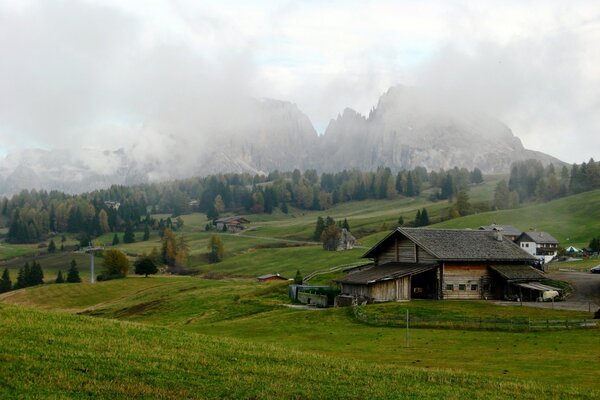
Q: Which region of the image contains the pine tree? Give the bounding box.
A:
[414,210,422,227]
[342,218,350,231]
[29,261,44,286]
[280,202,289,214]
[123,223,135,243]
[47,239,56,253]
[66,259,81,283]
[398,216,404,226]
[55,270,65,284]
[0,269,12,293]
[294,270,303,285]
[313,216,325,241]
[420,208,430,226]
[143,224,150,241]
[14,266,26,289]
[112,233,120,246]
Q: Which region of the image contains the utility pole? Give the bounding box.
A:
[84,243,104,284]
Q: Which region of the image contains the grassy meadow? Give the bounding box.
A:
[2,176,600,398]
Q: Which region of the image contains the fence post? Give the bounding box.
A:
[406,309,410,349]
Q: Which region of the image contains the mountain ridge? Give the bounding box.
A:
[0,86,563,196]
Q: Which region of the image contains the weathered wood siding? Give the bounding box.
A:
[375,236,435,265]
[442,263,491,300]
[341,283,370,298]
[342,277,411,301]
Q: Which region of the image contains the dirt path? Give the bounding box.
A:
[551,271,600,305]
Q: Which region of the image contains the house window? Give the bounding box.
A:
[446,284,454,291]
[525,243,529,248]
[483,283,491,292]
[471,284,478,291]
[458,284,466,291]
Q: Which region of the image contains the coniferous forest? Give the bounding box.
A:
[2,158,600,245]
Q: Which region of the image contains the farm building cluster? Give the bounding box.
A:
[333,226,562,304]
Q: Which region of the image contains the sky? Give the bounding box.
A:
[0,0,599,163]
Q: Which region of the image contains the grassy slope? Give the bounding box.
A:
[3,304,593,400]
[2,277,598,391]
[433,188,600,247]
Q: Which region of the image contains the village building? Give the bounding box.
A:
[337,228,356,251]
[214,216,250,232]
[515,231,559,263]
[478,224,522,242]
[256,273,288,282]
[104,201,120,210]
[336,227,558,302]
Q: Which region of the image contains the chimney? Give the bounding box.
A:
[495,231,503,241]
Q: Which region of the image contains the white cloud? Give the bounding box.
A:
[0,0,599,163]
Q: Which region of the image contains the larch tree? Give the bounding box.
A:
[207,234,224,263]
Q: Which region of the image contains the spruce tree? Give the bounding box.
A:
[29,261,44,286]
[0,269,12,293]
[420,208,430,226]
[55,270,65,284]
[281,202,289,214]
[342,218,350,231]
[143,224,150,241]
[66,259,81,283]
[123,224,135,243]
[47,239,56,253]
[14,266,26,289]
[414,210,422,227]
[294,270,303,285]
[398,216,404,226]
[313,216,325,241]
[112,233,120,246]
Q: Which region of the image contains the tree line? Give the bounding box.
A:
[0,166,484,244]
[492,158,600,210]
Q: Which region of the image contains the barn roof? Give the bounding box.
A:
[478,224,522,237]
[489,265,545,281]
[517,231,559,244]
[336,262,437,285]
[363,228,536,262]
[256,273,287,281]
[215,216,250,224]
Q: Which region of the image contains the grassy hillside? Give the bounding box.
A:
[3,304,594,399]
[434,189,600,247]
[2,277,598,392]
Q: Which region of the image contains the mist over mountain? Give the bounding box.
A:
[0,86,563,197]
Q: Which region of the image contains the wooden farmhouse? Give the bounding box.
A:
[215,216,250,232]
[336,227,559,302]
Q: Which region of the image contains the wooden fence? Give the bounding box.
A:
[352,305,598,331]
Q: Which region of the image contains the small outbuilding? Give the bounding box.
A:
[256,273,288,282]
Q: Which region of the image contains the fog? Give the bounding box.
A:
[0,0,599,163]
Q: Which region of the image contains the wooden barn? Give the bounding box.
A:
[337,227,548,302]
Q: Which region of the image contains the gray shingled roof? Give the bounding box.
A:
[489,265,544,281]
[479,224,522,237]
[337,263,437,285]
[363,228,536,262]
[517,231,559,244]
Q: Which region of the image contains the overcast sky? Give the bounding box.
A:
[0,0,599,163]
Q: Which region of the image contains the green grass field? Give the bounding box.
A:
[4,303,596,399]
[1,276,598,396]
[2,179,600,398]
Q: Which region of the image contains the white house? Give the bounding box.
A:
[516,231,559,264]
